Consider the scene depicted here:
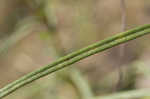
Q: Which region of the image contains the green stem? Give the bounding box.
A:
[70,68,94,99]
[0,24,150,98]
[1,24,149,93]
[96,89,150,99]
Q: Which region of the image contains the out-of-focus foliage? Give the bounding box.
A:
[0,0,150,99]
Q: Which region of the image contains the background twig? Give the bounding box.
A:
[115,0,127,91]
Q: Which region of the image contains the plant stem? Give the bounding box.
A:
[0,24,150,98]
[96,89,150,99]
[70,68,94,99]
[115,0,127,91]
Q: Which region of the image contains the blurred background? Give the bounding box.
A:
[0,0,150,99]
